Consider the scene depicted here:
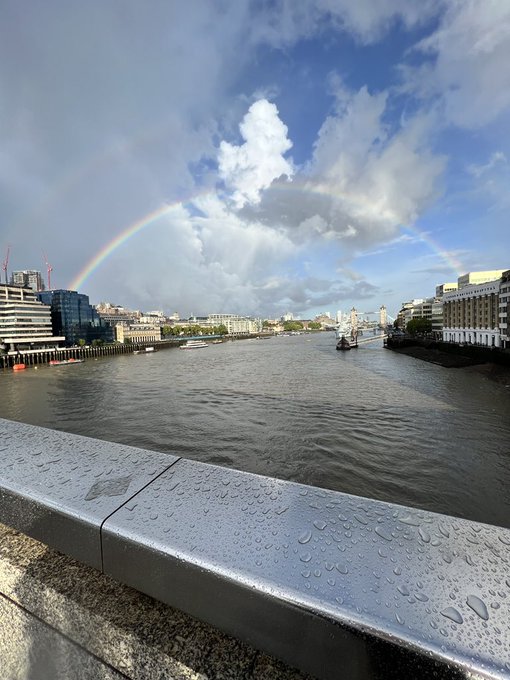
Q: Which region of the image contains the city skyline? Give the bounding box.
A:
[1,2,509,318]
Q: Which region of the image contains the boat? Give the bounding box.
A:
[211,339,223,344]
[12,363,26,371]
[336,335,358,351]
[180,339,208,350]
[145,347,155,352]
[49,358,84,366]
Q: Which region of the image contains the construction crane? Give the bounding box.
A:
[42,251,53,290]
[2,245,10,284]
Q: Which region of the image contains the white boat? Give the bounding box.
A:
[180,340,208,350]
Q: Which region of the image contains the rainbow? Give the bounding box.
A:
[69,183,463,291]
[68,203,179,290]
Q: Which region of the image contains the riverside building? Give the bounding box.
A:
[115,324,161,344]
[442,279,501,346]
[38,289,113,346]
[0,284,65,353]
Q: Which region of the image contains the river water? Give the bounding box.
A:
[1,333,510,528]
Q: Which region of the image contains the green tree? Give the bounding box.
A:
[77,338,86,347]
[283,321,304,332]
[308,321,321,330]
[92,338,105,347]
[406,317,432,335]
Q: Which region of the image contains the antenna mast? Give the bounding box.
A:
[2,245,10,284]
[42,251,53,290]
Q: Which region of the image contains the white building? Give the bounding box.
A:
[457,270,506,288]
[442,280,501,346]
[115,324,161,344]
[207,314,262,335]
[0,284,65,353]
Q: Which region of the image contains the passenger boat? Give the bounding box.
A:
[49,358,84,366]
[180,340,208,350]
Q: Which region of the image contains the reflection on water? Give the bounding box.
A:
[1,333,510,528]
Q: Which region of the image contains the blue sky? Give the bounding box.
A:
[1,1,509,319]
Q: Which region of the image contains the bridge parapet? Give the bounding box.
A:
[1,418,509,679]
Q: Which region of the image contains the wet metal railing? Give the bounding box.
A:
[1,418,509,680]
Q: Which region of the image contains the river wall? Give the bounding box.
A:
[385,335,510,369]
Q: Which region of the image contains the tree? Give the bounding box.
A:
[406,317,432,335]
[283,321,304,332]
[77,338,86,347]
[308,321,321,330]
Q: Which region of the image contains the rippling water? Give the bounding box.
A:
[2,333,510,528]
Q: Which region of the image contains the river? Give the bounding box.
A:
[1,333,510,528]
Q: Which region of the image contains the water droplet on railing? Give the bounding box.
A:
[441,607,463,624]
[375,526,392,541]
[313,519,327,531]
[298,530,312,544]
[466,595,489,621]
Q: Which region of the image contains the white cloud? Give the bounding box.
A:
[245,85,445,251]
[218,99,294,209]
[408,0,510,128]
[467,151,507,177]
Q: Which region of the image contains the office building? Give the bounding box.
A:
[38,290,113,346]
[0,284,65,353]
[11,270,45,291]
[457,270,505,289]
[435,282,458,298]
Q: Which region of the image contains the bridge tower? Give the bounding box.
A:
[379,305,387,328]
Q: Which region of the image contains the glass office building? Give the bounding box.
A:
[38,290,113,346]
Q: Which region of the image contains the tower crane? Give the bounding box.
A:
[2,245,10,284]
[42,251,53,290]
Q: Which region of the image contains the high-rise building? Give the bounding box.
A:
[0,284,65,352]
[11,270,45,291]
[38,289,113,346]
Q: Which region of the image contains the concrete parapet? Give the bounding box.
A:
[0,523,308,679]
[1,418,510,679]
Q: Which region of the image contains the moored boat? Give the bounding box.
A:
[180,339,208,350]
[12,363,26,371]
[336,335,357,351]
